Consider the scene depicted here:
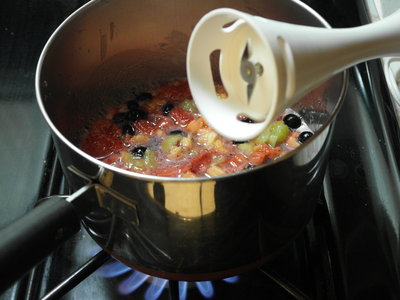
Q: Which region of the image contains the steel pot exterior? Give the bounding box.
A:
[36,0,346,280]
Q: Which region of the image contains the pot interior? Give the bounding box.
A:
[37,0,345,152]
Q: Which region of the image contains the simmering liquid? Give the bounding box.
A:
[80,80,313,177]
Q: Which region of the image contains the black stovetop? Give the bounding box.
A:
[1,0,400,299]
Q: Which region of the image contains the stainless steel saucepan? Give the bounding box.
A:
[0,0,347,290]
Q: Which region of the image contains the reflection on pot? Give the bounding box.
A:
[147,181,216,218]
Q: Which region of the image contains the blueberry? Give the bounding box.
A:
[168,130,186,136]
[298,131,313,143]
[127,109,147,122]
[131,146,147,157]
[122,123,135,135]
[163,104,174,115]
[283,114,302,129]
[135,92,153,102]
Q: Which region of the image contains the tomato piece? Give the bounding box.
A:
[257,144,282,159]
[154,164,191,177]
[153,167,181,177]
[90,119,121,137]
[157,81,191,103]
[81,133,124,159]
[229,154,248,168]
[103,153,120,164]
[220,154,248,173]
[190,151,213,175]
[248,151,268,165]
[133,120,157,135]
[248,145,281,165]
[154,115,175,131]
[186,118,204,133]
[169,107,195,127]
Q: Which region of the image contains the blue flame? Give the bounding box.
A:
[97,261,132,278]
[222,275,240,284]
[98,260,239,300]
[195,281,214,298]
[179,281,188,300]
[145,277,168,300]
[118,271,150,295]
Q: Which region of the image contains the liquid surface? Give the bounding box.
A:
[80,80,313,177]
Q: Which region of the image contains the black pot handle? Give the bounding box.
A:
[0,185,95,292]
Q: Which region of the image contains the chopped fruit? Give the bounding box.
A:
[299,131,314,143]
[157,80,191,102]
[154,164,190,177]
[81,133,124,159]
[220,154,248,173]
[197,127,217,147]
[133,120,156,135]
[154,115,175,131]
[286,132,300,148]
[238,142,254,156]
[121,151,146,172]
[191,152,213,175]
[255,121,290,147]
[169,106,195,127]
[249,145,281,166]
[161,135,183,152]
[187,118,204,133]
[144,149,156,168]
[283,114,302,129]
[80,80,312,177]
[129,134,150,145]
[206,165,226,177]
[248,151,268,166]
[179,99,198,113]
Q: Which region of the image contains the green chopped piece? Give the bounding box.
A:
[144,149,156,168]
[179,99,198,113]
[238,142,254,156]
[255,120,290,147]
[130,159,146,171]
[161,135,182,152]
[121,151,146,171]
[121,151,135,164]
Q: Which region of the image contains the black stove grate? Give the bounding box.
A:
[40,250,110,300]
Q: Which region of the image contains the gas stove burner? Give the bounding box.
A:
[98,260,239,300]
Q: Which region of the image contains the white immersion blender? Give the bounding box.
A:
[186,8,400,141]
